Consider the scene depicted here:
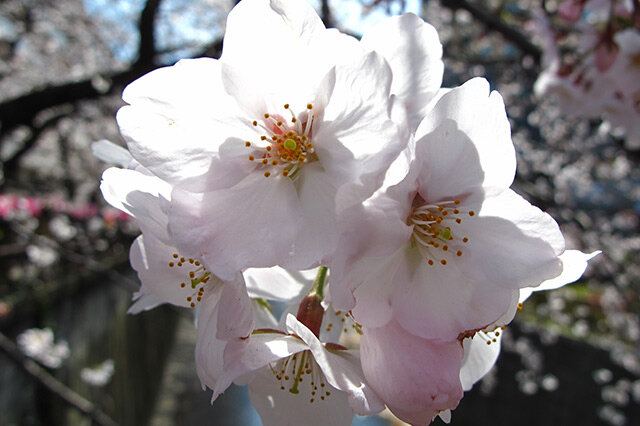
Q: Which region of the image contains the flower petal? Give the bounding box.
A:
[415,78,515,199]
[244,266,311,302]
[286,314,385,415]
[100,167,171,243]
[195,286,227,393]
[129,233,221,308]
[459,333,501,391]
[214,332,307,399]
[361,13,444,129]
[118,58,254,191]
[389,246,519,341]
[216,273,254,341]
[458,189,565,289]
[313,51,408,208]
[248,366,354,426]
[283,162,338,269]
[168,172,302,280]
[360,320,463,425]
[519,250,600,303]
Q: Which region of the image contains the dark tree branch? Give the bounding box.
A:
[2,108,70,178]
[439,0,541,63]
[0,34,223,140]
[321,0,333,28]
[135,0,162,68]
[0,331,119,426]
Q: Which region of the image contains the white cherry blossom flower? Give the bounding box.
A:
[116,0,408,280]
[100,167,306,342]
[17,328,70,369]
[330,78,582,343]
[212,313,383,426]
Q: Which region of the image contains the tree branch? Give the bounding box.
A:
[321,0,333,28]
[439,0,541,62]
[135,0,162,68]
[0,331,119,426]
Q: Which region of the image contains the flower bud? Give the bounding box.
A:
[296,294,324,338]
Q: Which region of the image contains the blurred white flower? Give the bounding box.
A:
[17,327,70,369]
[81,359,115,387]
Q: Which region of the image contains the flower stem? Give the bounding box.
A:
[311,266,328,300]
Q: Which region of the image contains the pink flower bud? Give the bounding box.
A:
[295,294,324,338]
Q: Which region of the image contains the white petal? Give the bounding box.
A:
[244,266,310,302]
[459,189,565,289]
[284,163,338,269]
[415,78,515,199]
[91,140,134,168]
[459,333,501,391]
[216,274,254,340]
[519,250,600,303]
[129,234,222,309]
[248,367,354,426]
[314,52,408,208]
[168,173,302,281]
[118,58,254,191]
[286,315,385,415]
[222,0,348,102]
[361,13,444,129]
[214,332,307,399]
[127,292,164,314]
[195,287,227,392]
[100,167,171,243]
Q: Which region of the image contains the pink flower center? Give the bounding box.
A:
[408,198,473,266]
[245,103,319,178]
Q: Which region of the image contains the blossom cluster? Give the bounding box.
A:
[98,0,597,424]
[530,0,640,148]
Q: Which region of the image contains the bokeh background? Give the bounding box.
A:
[0,0,638,425]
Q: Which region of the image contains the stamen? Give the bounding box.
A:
[408,198,473,266]
[243,102,319,178]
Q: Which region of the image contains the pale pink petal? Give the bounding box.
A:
[519,250,600,303]
[458,189,565,288]
[244,267,310,302]
[195,287,227,393]
[360,320,463,425]
[286,314,385,415]
[389,246,519,341]
[415,78,515,200]
[283,162,338,269]
[459,333,501,391]
[129,234,222,309]
[216,273,254,340]
[214,332,307,399]
[168,172,302,281]
[100,167,171,243]
[360,13,444,129]
[313,52,408,208]
[249,367,354,426]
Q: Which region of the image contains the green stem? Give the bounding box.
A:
[311,266,328,300]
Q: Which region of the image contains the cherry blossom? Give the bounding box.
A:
[116,0,407,280]
[331,78,572,343]
[194,268,383,426]
[531,2,640,148]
